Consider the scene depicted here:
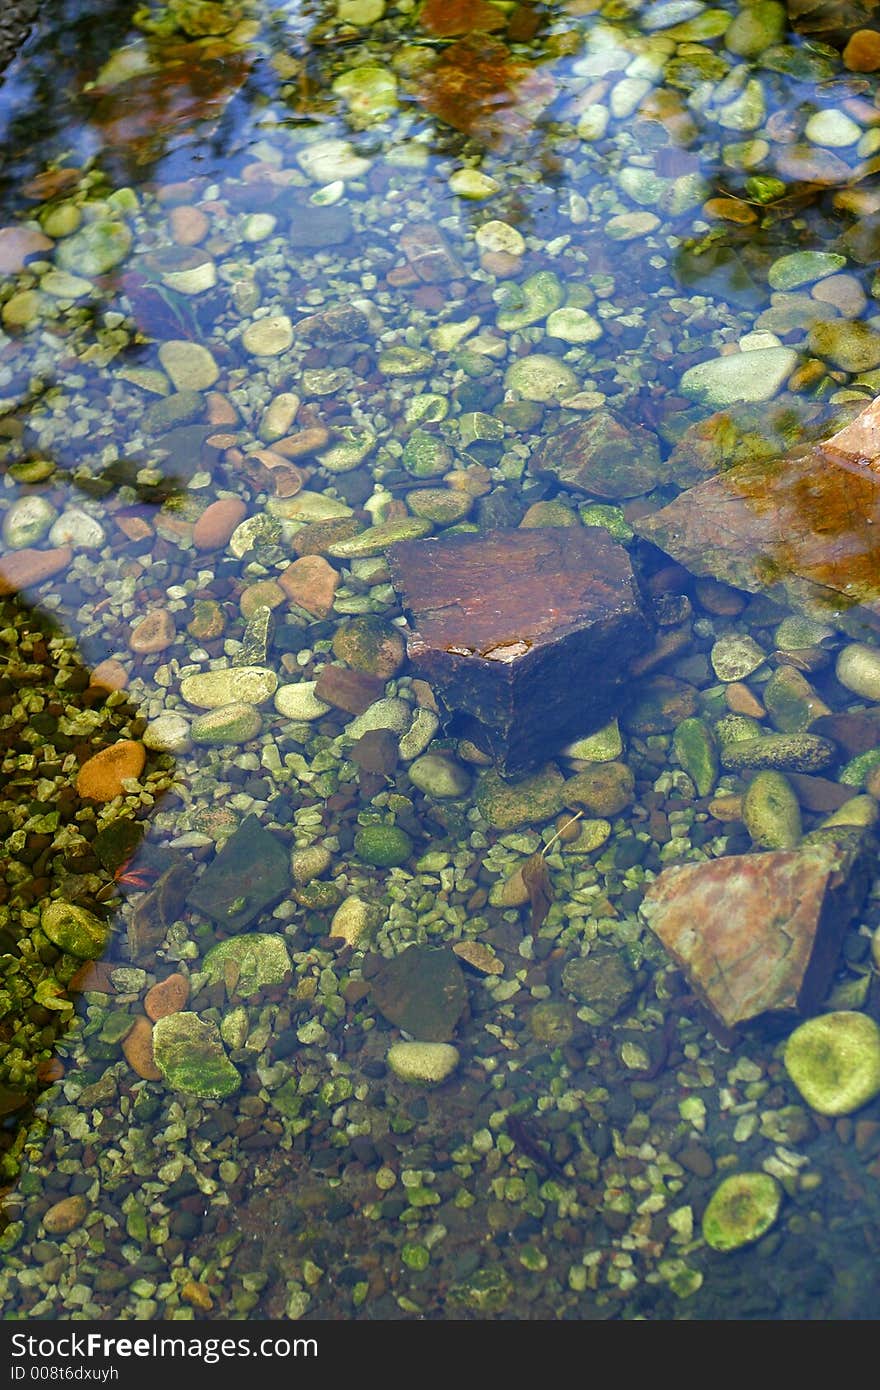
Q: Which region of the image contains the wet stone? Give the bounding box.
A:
[387,1041,460,1084]
[314,664,385,715]
[234,605,275,667]
[187,815,291,930]
[719,732,837,773]
[55,219,132,276]
[388,526,654,777]
[561,946,635,1022]
[180,666,277,708]
[152,1012,241,1099]
[191,702,264,745]
[633,396,880,638]
[288,203,353,250]
[679,347,797,405]
[369,944,468,1041]
[529,412,663,500]
[640,838,873,1028]
[201,933,292,996]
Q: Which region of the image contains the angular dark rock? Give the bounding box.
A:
[387,526,655,778]
[639,837,874,1029]
[633,397,880,639]
[369,945,468,1042]
[528,410,664,500]
[187,815,291,932]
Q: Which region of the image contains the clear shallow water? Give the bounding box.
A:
[1,0,880,1322]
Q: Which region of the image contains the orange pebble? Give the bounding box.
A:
[76,741,146,802]
[844,29,880,72]
[169,205,210,246]
[89,658,129,692]
[144,972,190,1021]
[122,1016,162,1081]
[192,497,248,550]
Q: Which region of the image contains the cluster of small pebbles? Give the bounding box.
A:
[2,0,880,1325]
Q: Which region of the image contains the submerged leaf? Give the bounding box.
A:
[521,852,553,934]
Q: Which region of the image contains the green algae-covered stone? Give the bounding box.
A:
[762,666,828,733]
[784,1011,880,1115]
[448,1266,514,1314]
[672,717,719,796]
[496,270,564,332]
[354,824,413,867]
[191,702,263,745]
[202,933,292,996]
[317,429,376,473]
[327,517,433,558]
[528,1000,576,1046]
[378,346,434,376]
[406,488,472,526]
[331,613,406,676]
[720,732,836,773]
[41,902,109,959]
[702,1172,782,1251]
[563,761,635,816]
[475,764,566,829]
[742,769,802,849]
[520,500,578,528]
[724,0,785,57]
[578,503,633,542]
[503,353,578,403]
[55,219,132,276]
[143,391,204,433]
[401,428,453,478]
[407,752,472,798]
[151,1012,241,1098]
[807,320,880,374]
[332,64,398,124]
[768,250,846,291]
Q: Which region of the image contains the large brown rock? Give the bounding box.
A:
[387,526,654,777]
[634,397,880,639]
[639,837,873,1030]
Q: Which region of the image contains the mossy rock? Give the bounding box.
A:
[331,614,406,677]
[354,824,413,867]
[475,764,566,829]
[783,1011,880,1116]
[702,1172,782,1251]
[41,902,110,960]
[202,933,292,997]
[151,1012,241,1098]
[742,769,802,849]
[673,717,719,797]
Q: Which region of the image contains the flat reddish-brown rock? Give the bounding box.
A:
[639,838,873,1029]
[634,396,880,638]
[0,546,72,596]
[314,664,386,715]
[387,526,654,777]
